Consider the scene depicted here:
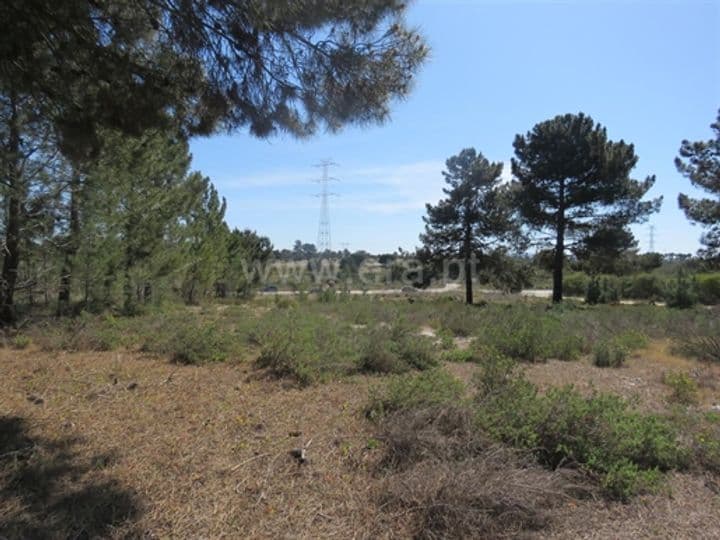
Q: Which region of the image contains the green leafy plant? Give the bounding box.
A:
[366,369,464,420]
[663,371,699,405]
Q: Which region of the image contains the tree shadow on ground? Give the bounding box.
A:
[0,416,141,539]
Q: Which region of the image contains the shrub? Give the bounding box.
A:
[474,306,585,363]
[11,334,31,350]
[169,323,236,364]
[664,272,698,309]
[586,276,620,305]
[439,348,476,363]
[622,273,664,301]
[366,369,464,420]
[357,323,437,374]
[254,310,357,385]
[674,333,720,363]
[474,356,686,499]
[564,272,590,297]
[613,329,649,351]
[593,340,628,368]
[696,273,720,305]
[663,371,699,405]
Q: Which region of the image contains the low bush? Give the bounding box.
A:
[439,348,476,363]
[664,271,698,309]
[622,273,665,301]
[254,310,358,385]
[563,272,590,297]
[585,276,620,305]
[696,273,720,305]
[11,334,31,350]
[674,333,720,363]
[478,308,584,362]
[366,369,464,420]
[357,323,437,374]
[663,371,699,405]
[474,356,686,500]
[592,340,628,368]
[142,317,238,365]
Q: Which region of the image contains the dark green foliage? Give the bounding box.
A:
[585,276,620,305]
[592,340,628,368]
[1,0,428,157]
[696,273,720,304]
[512,113,661,302]
[475,357,687,500]
[622,273,665,301]
[664,271,698,309]
[563,272,590,297]
[420,148,517,304]
[676,110,720,261]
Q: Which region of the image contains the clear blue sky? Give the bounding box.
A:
[189,0,720,254]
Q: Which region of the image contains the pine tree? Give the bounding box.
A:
[676,109,720,261]
[179,174,228,305]
[1,0,428,159]
[420,148,515,304]
[512,113,662,302]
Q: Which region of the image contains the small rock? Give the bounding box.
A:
[126,382,138,390]
[290,448,307,464]
[26,394,44,405]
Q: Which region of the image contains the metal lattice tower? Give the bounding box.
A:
[649,224,656,252]
[314,160,339,252]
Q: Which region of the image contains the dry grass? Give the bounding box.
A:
[377,407,593,539]
[0,347,388,538]
[1,339,719,538]
[445,339,720,412]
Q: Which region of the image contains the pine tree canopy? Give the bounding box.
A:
[511,112,662,301]
[676,109,720,260]
[0,0,428,159]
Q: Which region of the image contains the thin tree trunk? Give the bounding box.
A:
[552,180,566,303]
[57,169,81,315]
[463,221,473,305]
[0,92,23,325]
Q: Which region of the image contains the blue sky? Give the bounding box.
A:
[189,0,720,254]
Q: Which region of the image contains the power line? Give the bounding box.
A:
[313,160,339,253]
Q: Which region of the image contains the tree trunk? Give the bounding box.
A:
[57,169,81,315]
[463,220,473,305]
[552,181,566,303]
[0,92,23,325]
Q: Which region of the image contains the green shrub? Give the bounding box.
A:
[254,310,357,385]
[358,323,437,374]
[564,272,590,297]
[622,273,664,301]
[593,339,628,368]
[586,276,620,305]
[613,329,649,351]
[439,348,477,363]
[664,272,698,309]
[696,273,720,305]
[601,461,662,501]
[475,306,584,362]
[663,371,699,405]
[474,357,685,499]
[366,369,464,420]
[11,334,31,350]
